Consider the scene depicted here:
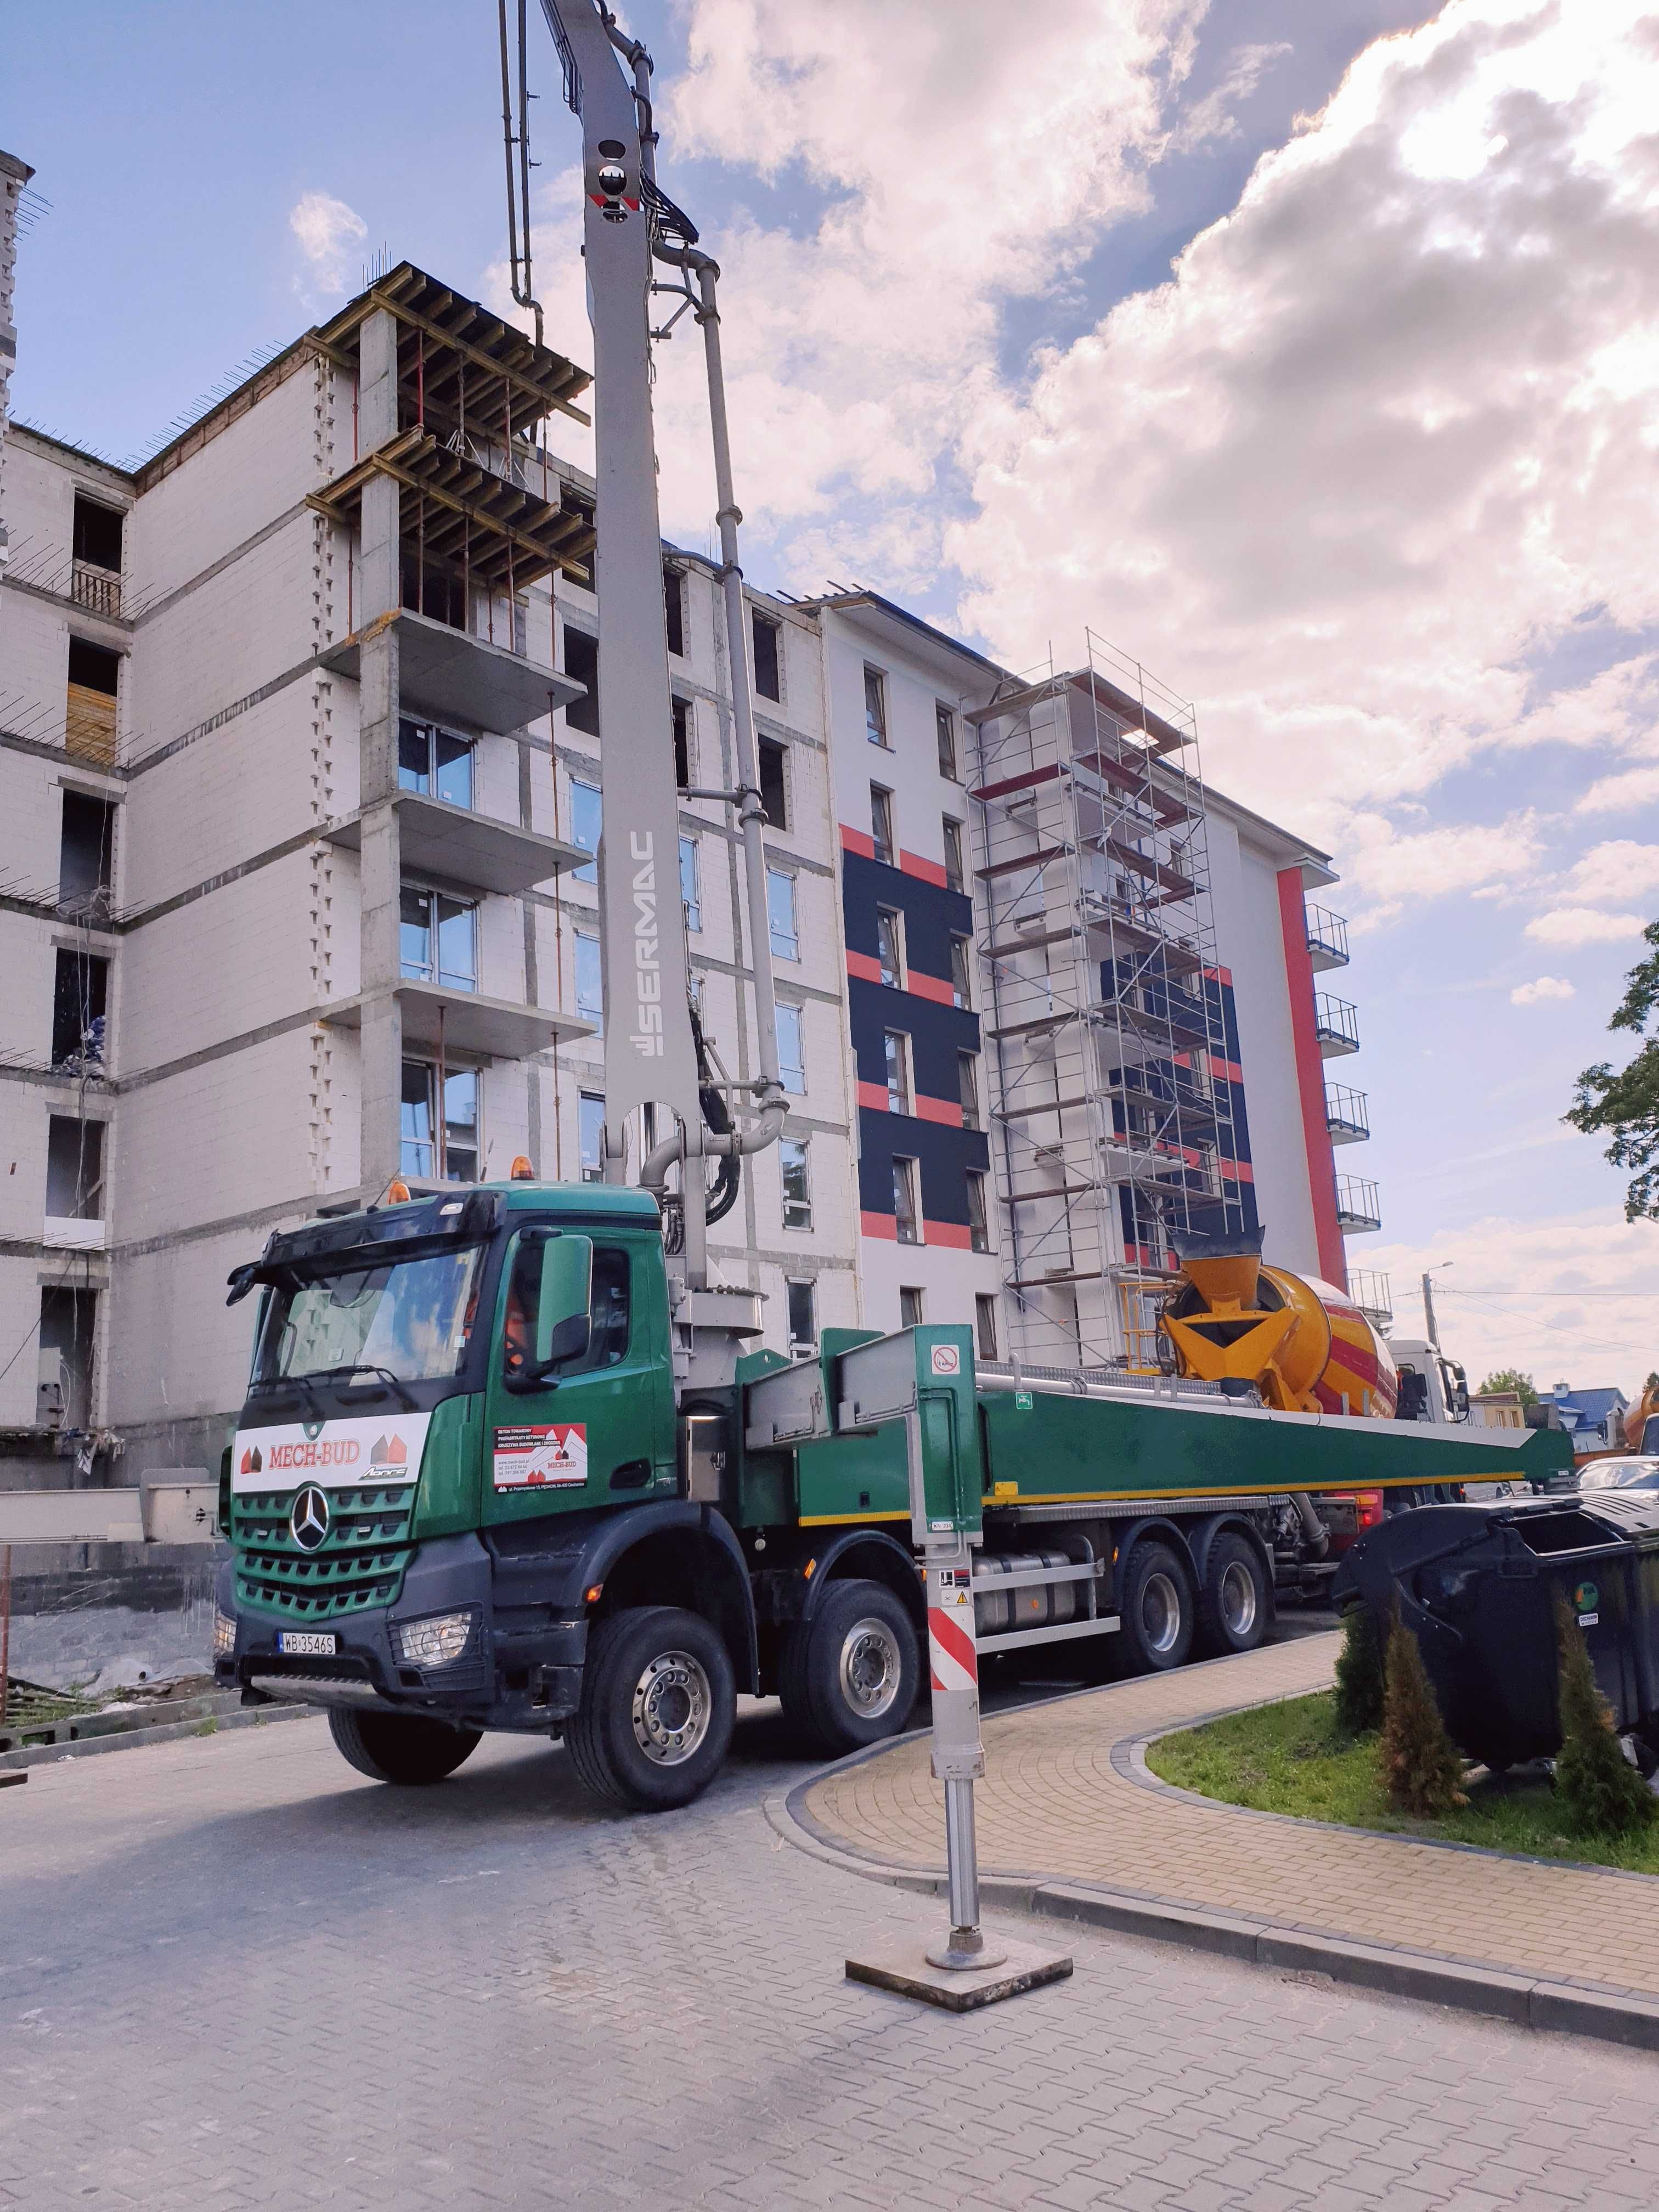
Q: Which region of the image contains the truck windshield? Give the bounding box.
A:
[253,1249,483,1387]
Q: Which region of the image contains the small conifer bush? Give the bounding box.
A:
[1378,1612,1467,1817]
[1333,1603,1385,1739]
[1554,1596,1657,1838]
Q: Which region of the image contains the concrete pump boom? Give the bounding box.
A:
[539,0,783,1327]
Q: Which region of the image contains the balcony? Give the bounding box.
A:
[325,789,587,898]
[1348,1268,1392,1327]
[1324,1084,1369,1144]
[320,607,586,737]
[322,980,594,1064]
[1306,904,1349,971]
[71,560,122,620]
[1314,992,1359,1057]
[1335,1174,1381,1233]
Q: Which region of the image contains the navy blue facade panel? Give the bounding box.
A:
[848,979,979,1105]
[842,852,973,986]
[857,1109,990,1224]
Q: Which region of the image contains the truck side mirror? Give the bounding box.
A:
[537,1233,593,1368]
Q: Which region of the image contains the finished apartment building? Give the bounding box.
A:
[0,184,1377,1488]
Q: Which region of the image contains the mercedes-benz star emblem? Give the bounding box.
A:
[290,1484,330,1552]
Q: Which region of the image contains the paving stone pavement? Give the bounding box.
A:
[804,1633,1659,2007]
[4,1690,1658,2211]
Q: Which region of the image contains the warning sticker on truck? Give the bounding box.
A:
[492,1424,588,1489]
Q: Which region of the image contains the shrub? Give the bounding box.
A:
[1554,1597,1657,1837]
[1333,1604,1385,1739]
[1378,1612,1467,1817]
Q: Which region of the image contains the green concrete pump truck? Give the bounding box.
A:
[208,1,1572,1811]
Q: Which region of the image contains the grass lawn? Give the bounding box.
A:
[1146,1690,1659,1876]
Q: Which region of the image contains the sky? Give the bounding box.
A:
[7,0,1659,1397]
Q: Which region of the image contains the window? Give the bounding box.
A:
[72,494,123,573]
[398,719,474,809]
[975,1294,999,1362]
[562,624,600,736]
[506,1239,631,1380]
[673,697,692,788]
[567,778,602,886]
[864,665,889,747]
[776,1002,805,1096]
[574,930,604,1033]
[58,791,114,915]
[680,836,701,933]
[893,1156,919,1245]
[950,933,972,1010]
[399,1060,479,1181]
[943,816,965,894]
[65,638,119,770]
[758,736,788,830]
[876,907,904,989]
[579,1091,606,1182]
[899,1286,924,1330]
[936,702,958,781]
[958,1051,981,1132]
[781,1137,812,1230]
[39,1286,97,1430]
[753,612,781,701]
[52,950,108,1070]
[400,886,477,991]
[871,784,895,866]
[664,566,685,658]
[786,1278,816,1353]
[885,1031,911,1114]
[767,867,799,961]
[46,1115,104,1221]
[966,1170,989,1254]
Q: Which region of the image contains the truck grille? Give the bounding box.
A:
[231,1485,416,1622]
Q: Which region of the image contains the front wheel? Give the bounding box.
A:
[1119,1541,1195,1674]
[567,1606,736,1811]
[328,1707,482,1786]
[778,1579,921,1756]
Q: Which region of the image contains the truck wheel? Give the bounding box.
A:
[1197,1533,1272,1658]
[779,1580,920,1756]
[328,1708,482,1785]
[1119,1542,1195,1674]
[566,1606,736,1812]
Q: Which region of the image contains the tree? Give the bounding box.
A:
[1553,1597,1656,1837]
[1377,1613,1467,1818]
[1566,918,1659,1220]
[1333,1604,1385,1738]
[1478,1368,1538,1406]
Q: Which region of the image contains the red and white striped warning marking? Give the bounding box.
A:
[928,1602,978,1696]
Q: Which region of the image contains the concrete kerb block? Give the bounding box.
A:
[1031,1881,1262,1963]
[1254,1928,1536,2027]
[1528,1983,1659,2051]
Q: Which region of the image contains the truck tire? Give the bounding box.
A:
[1119,1541,1195,1674]
[566,1606,736,1812]
[778,1579,920,1756]
[1197,1532,1271,1658]
[328,1707,482,1786]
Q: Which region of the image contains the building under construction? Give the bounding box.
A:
[0,146,1379,1491]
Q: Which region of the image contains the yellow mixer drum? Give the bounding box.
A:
[1259,1266,1398,1419]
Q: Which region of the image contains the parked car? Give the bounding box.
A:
[1578,1457,1659,1492]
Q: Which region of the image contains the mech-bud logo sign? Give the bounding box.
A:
[230,1413,432,1492]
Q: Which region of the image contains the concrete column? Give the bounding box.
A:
[357,306,404,1195]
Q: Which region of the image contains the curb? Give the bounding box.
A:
[765,1728,1659,2057]
[1,1700,319,1773]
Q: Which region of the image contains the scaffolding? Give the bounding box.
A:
[966,633,1244,1371]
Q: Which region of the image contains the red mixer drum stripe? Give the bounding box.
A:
[928,1606,978,1695]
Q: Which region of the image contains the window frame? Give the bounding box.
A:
[573,928,605,1034]
[679,834,702,934]
[578,1090,606,1182]
[892,1155,920,1246]
[958,1049,981,1132]
[943,815,965,894]
[935,702,958,781]
[786,1276,816,1353]
[899,1285,924,1330]
[775,1001,806,1096]
[752,610,782,702]
[398,717,475,810]
[758,736,789,830]
[780,1136,812,1231]
[663,565,686,659]
[672,695,693,789]
[884,1029,911,1115]
[399,1058,480,1183]
[949,933,973,1011]
[863,664,889,748]
[870,783,896,867]
[876,906,905,990]
[975,1294,999,1362]
[966,1169,990,1254]
[766,865,799,961]
[399,883,479,994]
[569,775,602,885]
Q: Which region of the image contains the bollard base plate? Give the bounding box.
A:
[926,1933,1008,1972]
[847,1936,1072,2012]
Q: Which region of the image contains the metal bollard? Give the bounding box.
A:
[923,1543,1005,1972]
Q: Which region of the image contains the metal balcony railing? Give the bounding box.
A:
[1314,992,1359,1056]
[1305,903,1349,970]
[1324,1084,1369,1144]
[1335,1174,1381,1233]
[1347,1268,1392,1326]
[71,561,122,619]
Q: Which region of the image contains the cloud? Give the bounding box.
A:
[1337,809,1543,926]
[1525,907,1648,947]
[1556,839,1659,907]
[289,191,367,303]
[1577,763,1659,815]
[1511,975,1575,1006]
[1172,41,1294,151]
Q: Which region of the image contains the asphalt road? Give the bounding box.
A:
[4,1639,1655,2211]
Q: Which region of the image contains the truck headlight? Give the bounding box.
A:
[392,1611,474,1669]
[213,1608,236,1657]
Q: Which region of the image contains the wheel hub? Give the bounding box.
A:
[630,1650,712,1765]
[1142,1571,1182,1656]
[838,1618,901,1718]
[1220,1560,1257,1638]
